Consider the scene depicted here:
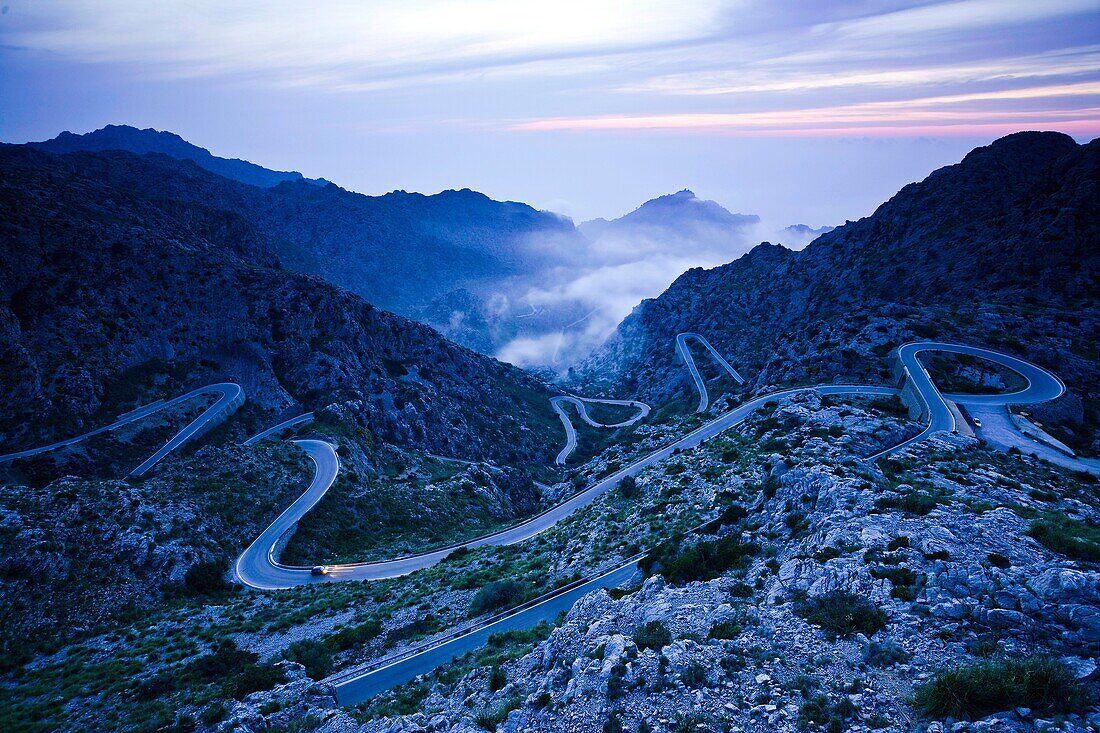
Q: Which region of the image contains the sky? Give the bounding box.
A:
[2,0,1098,228]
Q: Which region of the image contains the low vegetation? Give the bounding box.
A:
[632,621,672,652]
[797,591,888,639]
[469,579,530,617]
[913,656,1088,720]
[639,534,760,585]
[1025,513,1100,562]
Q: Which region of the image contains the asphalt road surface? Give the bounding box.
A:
[331,561,641,705]
[870,341,1065,459]
[550,395,651,464]
[232,439,343,590]
[234,382,900,590]
[676,332,746,412]
[0,383,244,477]
[965,403,1100,475]
[3,337,1082,704]
[242,412,315,446]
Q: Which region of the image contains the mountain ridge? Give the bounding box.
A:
[29,124,334,189]
[0,143,560,466]
[580,131,1100,452]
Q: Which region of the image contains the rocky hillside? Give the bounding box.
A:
[209,393,1100,733]
[0,442,308,654]
[581,132,1100,452]
[25,126,583,316]
[0,144,560,466]
[30,124,332,188]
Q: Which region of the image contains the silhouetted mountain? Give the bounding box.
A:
[28,126,585,317]
[582,132,1099,450]
[781,223,835,247]
[580,189,759,242]
[0,144,560,465]
[30,124,332,188]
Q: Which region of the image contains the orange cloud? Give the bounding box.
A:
[507,83,1100,136]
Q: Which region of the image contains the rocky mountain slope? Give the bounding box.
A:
[0,442,308,653]
[0,143,560,466]
[211,394,1100,733]
[1,132,1098,733]
[581,132,1100,453]
[25,126,583,316]
[30,124,332,188]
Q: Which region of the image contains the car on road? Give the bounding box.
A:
[973,418,983,428]
[311,565,330,576]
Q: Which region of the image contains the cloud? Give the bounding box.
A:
[0,1,719,87]
[4,1,1097,141]
[506,82,1100,137]
[621,47,1100,97]
[495,206,777,369]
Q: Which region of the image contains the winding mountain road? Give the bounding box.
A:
[0,383,244,477]
[3,337,1087,704]
[227,338,1079,594]
[676,332,745,412]
[550,396,651,464]
[242,412,315,447]
[869,342,1066,459]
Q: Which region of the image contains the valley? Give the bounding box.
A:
[0,131,1097,733]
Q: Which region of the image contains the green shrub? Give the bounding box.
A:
[384,615,444,648]
[914,656,1088,720]
[444,546,470,562]
[184,560,231,596]
[716,503,749,526]
[869,566,919,601]
[863,640,910,667]
[488,665,507,692]
[763,474,780,498]
[785,511,810,535]
[231,664,287,699]
[639,534,760,585]
[470,580,527,617]
[868,395,908,418]
[190,640,257,681]
[681,662,708,687]
[632,621,672,652]
[799,692,860,731]
[326,618,382,651]
[886,536,910,551]
[707,619,743,640]
[797,591,888,639]
[1026,515,1100,562]
[670,712,716,733]
[200,703,227,726]
[474,695,522,730]
[615,475,638,499]
[875,492,939,516]
[283,639,332,680]
[728,581,754,597]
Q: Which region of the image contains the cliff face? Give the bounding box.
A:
[0,145,558,466]
[581,132,1100,451]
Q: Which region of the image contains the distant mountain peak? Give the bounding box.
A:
[29,124,332,189]
[581,190,759,238]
